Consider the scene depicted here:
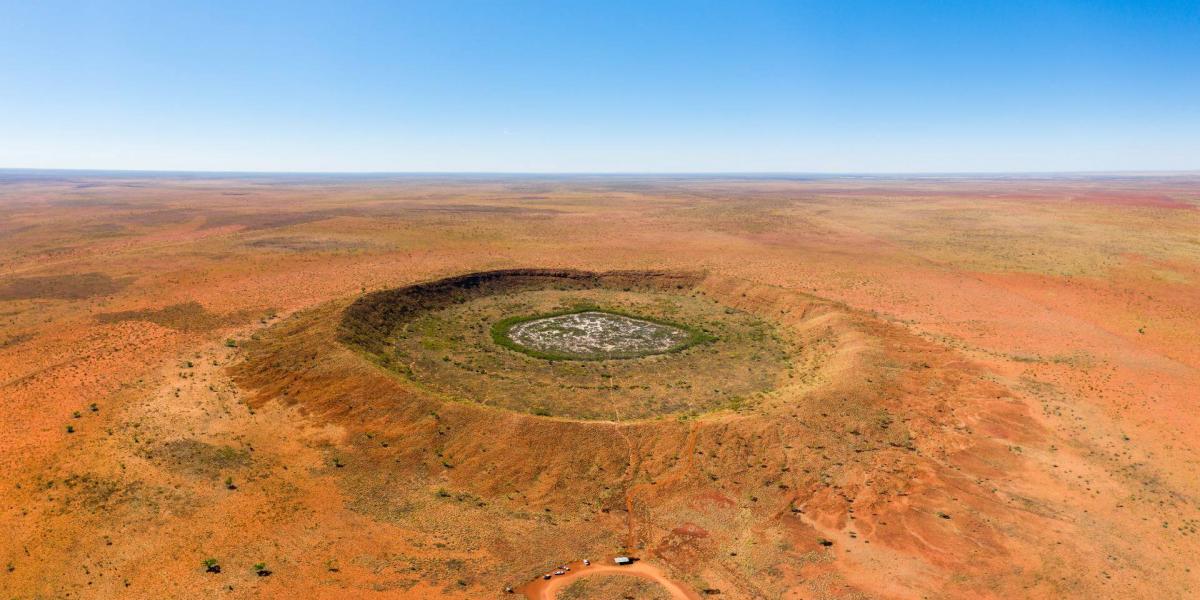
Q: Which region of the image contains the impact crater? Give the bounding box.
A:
[337,269,799,420]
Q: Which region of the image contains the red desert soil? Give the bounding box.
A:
[1,173,1199,599]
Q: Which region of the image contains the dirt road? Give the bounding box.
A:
[518,559,701,600]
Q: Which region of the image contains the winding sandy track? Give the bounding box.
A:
[518,560,701,600]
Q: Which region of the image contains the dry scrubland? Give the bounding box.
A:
[0,172,1199,599]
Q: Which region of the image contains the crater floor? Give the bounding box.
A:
[502,310,695,360]
[340,270,801,420]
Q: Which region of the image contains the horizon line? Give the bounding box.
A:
[2,167,1198,179]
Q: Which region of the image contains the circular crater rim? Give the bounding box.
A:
[334,268,800,420]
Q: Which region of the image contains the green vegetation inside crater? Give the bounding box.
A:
[387,288,794,420]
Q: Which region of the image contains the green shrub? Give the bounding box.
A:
[202,558,221,573]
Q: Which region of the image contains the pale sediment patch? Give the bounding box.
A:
[507,311,690,358]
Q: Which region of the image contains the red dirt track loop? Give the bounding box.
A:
[518,559,701,600]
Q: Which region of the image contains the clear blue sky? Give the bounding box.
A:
[1,1,1197,173]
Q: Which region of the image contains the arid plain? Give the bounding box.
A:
[1,172,1198,599]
